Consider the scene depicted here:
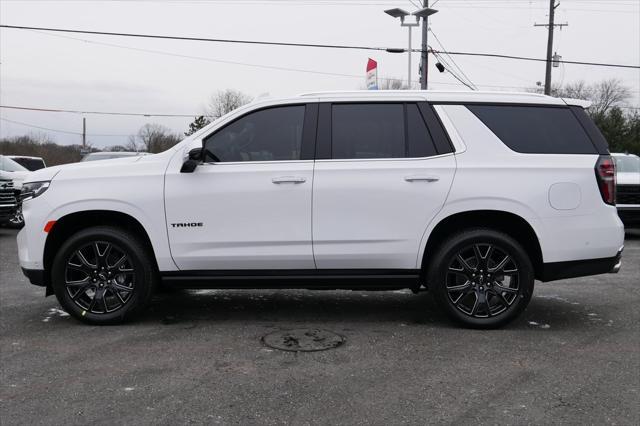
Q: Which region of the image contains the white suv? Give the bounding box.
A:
[17,91,625,328]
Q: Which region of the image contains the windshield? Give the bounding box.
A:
[614,156,640,173]
[11,157,45,171]
[0,155,29,172]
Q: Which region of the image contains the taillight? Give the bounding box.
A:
[595,155,616,205]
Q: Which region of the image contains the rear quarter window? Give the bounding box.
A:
[466,105,598,154]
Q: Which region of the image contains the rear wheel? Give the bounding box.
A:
[427,228,534,328]
[51,226,156,325]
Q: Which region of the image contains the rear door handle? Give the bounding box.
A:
[272,176,306,184]
[404,175,439,183]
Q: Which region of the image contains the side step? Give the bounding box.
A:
[160,269,422,290]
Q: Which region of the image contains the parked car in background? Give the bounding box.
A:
[7,155,46,171]
[81,152,149,162]
[0,155,30,191]
[612,152,640,227]
[0,156,30,228]
[0,178,19,227]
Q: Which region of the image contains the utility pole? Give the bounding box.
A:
[535,0,568,95]
[420,0,429,90]
[82,117,86,149]
[408,25,413,88]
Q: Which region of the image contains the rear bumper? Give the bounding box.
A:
[538,248,623,282]
[21,267,46,287]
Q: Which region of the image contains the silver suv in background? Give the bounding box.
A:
[81,152,149,162]
[612,153,640,227]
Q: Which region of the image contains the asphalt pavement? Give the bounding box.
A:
[1,227,639,425]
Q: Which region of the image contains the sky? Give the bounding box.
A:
[1,0,639,148]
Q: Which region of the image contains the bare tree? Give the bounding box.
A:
[184,89,252,136]
[130,124,181,154]
[590,79,632,117]
[0,135,86,165]
[104,144,129,152]
[206,89,252,120]
[550,79,631,117]
[125,135,139,152]
[377,78,408,90]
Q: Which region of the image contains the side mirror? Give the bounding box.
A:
[180,147,203,173]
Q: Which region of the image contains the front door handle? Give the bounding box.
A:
[272,176,306,184]
[404,175,439,183]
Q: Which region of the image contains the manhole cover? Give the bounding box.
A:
[262,329,345,352]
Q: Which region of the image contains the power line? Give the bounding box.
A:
[0,117,131,136]
[8,30,540,91]
[0,24,390,53]
[428,28,477,89]
[2,24,638,69]
[0,104,206,117]
[25,29,416,84]
[3,0,636,3]
[429,49,640,69]
[3,0,637,13]
[431,50,476,90]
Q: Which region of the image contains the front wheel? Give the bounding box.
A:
[427,228,534,329]
[8,205,24,228]
[51,226,156,325]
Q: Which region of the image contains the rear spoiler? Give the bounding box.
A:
[562,98,592,108]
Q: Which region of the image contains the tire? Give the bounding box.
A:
[8,207,24,229]
[51,226,157,325]
[427,228,534,329]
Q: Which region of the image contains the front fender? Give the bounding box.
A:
[46,200,177,271]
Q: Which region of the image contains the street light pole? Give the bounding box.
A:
[385,7,438,90]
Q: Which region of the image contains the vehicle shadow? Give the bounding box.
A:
[129,288,596,331]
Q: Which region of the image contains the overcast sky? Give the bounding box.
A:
[1,0,639,148]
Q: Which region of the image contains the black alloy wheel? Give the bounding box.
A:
[51,226,156,324]
[428,228,534,328]
[64,241,136,314]
[445,243,520,318]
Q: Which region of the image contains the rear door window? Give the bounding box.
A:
[330,103,439,159]
[331,103,405,159]
[466,105,598,154]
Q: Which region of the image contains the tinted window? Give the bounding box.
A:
[570,106,610,154]
[332,104,405,159]
[15,158,45,170]
[467,105,597,154]
[0,156,28,172]
[407,104,438,158]
[419,103,455,155]
[204,105,305,162]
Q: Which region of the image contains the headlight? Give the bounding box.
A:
[20,181,50,201]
